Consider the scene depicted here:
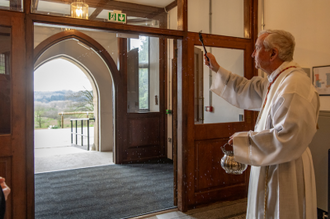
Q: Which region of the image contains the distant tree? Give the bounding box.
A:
[138,36,149,109]
[66,88,94,112]
[34,105,46,128]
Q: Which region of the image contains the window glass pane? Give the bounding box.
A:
[31,0,178,30]
[0,54,6,74]
[127,35,159,113]
[139,68,148,109]
[0,26,11,75]
[188,0,249,38]
[194,46,244,124]
[0,0,23,12]
[0,26,11,134]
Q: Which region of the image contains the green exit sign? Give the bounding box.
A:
[108,12,126,23]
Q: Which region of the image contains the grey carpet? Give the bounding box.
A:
[35,159,175,219]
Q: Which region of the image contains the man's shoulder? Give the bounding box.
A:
[284,69,311,84]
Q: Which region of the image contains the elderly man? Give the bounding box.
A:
[205,30,319,219]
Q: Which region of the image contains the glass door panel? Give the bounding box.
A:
[194,46,245,124]
[188,0,250,38]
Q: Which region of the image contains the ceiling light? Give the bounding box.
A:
[71,0,89,19]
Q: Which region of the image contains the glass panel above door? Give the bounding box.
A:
[188,0,250,38]
[0,0,23,12]
[31,0,178,30]
[194,46,245,124]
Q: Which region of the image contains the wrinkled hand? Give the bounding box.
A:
[204,53,220,72]
[0,177,11,201]
[228,135,234,146]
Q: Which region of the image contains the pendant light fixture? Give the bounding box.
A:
[71,0,89,19]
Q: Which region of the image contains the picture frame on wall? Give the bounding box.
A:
[312,65,330,96]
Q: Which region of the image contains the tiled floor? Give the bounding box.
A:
[133,199,247,219]
[34,128,113,173]
[35,146,113,173]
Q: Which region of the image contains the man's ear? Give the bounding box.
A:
[270,48,278,61]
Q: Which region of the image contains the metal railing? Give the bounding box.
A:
[58,111,94,128]
[70,118,95,150]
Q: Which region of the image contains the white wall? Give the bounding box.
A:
[261,0,330,211]
[261,0,330,111]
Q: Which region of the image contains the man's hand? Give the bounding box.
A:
[0,177,11,201]
[228,135,234,146]
[204,53,220,72]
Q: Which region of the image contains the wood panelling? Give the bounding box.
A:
[195,139,247,192]
[0,135,11,156]
[128,116,160,148]
[0,157,11,182]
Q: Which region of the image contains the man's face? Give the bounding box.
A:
[252,33,272,74]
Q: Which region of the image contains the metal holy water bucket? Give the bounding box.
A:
[221,143,248,175]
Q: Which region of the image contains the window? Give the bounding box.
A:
[127,36,150,112]
[0,52,10,75]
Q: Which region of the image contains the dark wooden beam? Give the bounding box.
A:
[29,13,184,39]
[165,0,177,12]
[89,8,103,20]
[244,0,251,38]
[89,0,113,20]
[177,0,187,31]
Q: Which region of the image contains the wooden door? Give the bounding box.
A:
[177,32,258,210]
[0,12,28,218]
[116,37,166,163]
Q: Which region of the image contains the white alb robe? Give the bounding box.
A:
[210,61,320,219]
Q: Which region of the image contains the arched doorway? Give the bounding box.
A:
[34,29,119,155]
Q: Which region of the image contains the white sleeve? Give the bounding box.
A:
[210,66,267,110]
[232,75,320,166]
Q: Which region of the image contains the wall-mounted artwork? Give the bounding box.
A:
[312,65,330,96]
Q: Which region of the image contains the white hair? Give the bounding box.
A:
[258,29,295,62]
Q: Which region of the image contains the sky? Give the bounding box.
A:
[34,58,93,92]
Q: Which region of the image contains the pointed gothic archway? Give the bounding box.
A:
[34,29,121,156]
